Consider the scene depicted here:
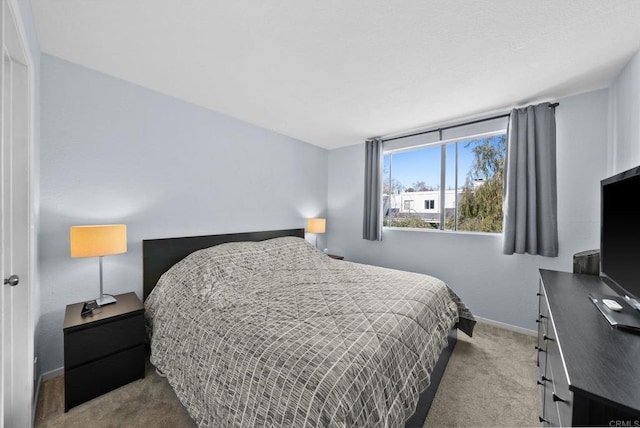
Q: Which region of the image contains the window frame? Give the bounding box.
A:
[382,129,507,234]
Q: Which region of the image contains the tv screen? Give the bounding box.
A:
[601,165,640,302]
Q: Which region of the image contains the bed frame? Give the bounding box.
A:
[141,228,456,427]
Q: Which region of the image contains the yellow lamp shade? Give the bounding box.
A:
[70,224,127,258]
[307,218,326,234]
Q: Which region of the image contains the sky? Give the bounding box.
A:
[383,135,505,191]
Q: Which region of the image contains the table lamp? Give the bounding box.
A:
[307,218,326,249]
[70,224,127,306]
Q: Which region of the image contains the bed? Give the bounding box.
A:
[143,228,475,427]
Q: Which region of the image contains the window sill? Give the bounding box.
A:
[383,226,502,237]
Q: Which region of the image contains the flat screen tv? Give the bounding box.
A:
[601,164,640,310]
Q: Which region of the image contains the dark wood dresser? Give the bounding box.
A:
[537,269,640,426]
[63,292,145,411]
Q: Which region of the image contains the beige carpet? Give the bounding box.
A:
[34,360,196,428]
[35,323,538,428]
[424,323,539,427]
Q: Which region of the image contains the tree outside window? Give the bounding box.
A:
[383,133,506,233]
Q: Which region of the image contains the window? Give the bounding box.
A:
[383,132,507,233]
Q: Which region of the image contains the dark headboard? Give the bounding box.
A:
[142,228,305,300]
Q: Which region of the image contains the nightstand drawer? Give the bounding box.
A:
[64,313,144,369]
[65,344,145,411]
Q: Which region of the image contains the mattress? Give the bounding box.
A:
[145,236,475,427]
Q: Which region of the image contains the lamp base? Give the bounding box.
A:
[97,295,117,306]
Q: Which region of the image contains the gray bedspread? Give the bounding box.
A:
[145,236,475,427]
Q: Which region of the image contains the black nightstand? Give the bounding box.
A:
[63,292,145,411]
[328,254,344,260]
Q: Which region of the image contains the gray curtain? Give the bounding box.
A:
[503,102,558,257]
[363,138,383,241]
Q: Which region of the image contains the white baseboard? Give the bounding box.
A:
[32,367,63,424]
[475,316,537,337]
[32,374,41,422]
[41,366,64,381]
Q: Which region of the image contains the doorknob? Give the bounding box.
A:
[4,275,19,286]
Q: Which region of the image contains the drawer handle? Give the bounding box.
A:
[543,335,555,342]
[552,393,566,403]
[539,416,547,423]
[535,346,546,353]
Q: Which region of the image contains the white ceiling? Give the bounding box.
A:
[31,1,640,149]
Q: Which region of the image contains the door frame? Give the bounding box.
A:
[1,0,36,425]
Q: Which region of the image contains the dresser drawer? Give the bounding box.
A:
[538,282,572,428]
[64,313,144,369]
[542,377,560,427]
[537,284,549,364]
[546,329,573,426]
[548,359,572,426]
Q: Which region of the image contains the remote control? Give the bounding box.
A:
[602,299,623,312]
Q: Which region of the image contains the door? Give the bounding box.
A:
[1,0,34,426]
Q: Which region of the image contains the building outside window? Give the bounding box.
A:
[382,128,507,233]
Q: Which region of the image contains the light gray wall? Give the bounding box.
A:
[38,54,328,374]
[609,49,640,174]
[327,89,609,331]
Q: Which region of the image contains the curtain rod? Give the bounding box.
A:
[381,102,559,143]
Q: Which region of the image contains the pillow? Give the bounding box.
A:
[153,235,324,297]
